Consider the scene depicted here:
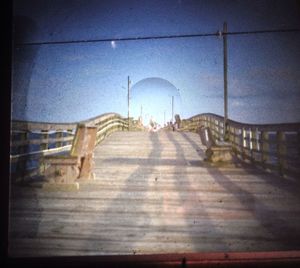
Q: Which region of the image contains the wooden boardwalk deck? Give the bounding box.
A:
[9,131,300,257]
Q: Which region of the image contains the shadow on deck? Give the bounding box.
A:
[9,130,300,257]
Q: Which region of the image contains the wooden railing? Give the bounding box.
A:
[80,113,129,145]
[181,113,300,177]
[10,113,128,182]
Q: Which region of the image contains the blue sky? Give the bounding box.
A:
[12,0,300,124]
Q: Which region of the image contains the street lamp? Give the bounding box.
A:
[126,76,131,131]
[222,22,228,140]
[122,76,131,131]
[171,96,174,123]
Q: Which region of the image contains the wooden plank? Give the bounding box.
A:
[9,131,300,257]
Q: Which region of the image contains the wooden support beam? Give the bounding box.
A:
[261,131,269,168]
[277,131,286,175]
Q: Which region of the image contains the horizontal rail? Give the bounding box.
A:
[182,113,300,177]
[10,113,128,182]
[10,136,74,147]
[10,145,72,161]
[11,121,77,132]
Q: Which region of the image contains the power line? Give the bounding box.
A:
[227,28,300,36]
[15,28,300,46]
[16,32,217,46]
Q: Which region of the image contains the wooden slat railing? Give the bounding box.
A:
[10,113,128,182]
[181,113,300,177]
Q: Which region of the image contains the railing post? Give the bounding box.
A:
[242,128,247,159]
[56,130,63,148]
[16,131,28,181]
[213,119,217,140]
[256,128,260,152]
[219,120,223,141]
[199,117,203,130]
[242,128,247,148]
[216,120,220,140]
[229,126,234,143]
[67,129,74,145]
[232,127,238,153]
[250,128,256,162]
[261,131,269,168]
[249,129,253,150]
[237,128,242,156]
[19,131,28,154]
[40,130,49,151]
[227,124,233,148]
[277,131,286,175]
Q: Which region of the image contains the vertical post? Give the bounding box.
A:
[256,128,260,151]
[212,119,216,140]
[242,128,247,159]
[261,131,269,168]
[232,127,238,153]
[171,96,174,123]
[19,131,28,154]
[237,128,242,155]
[233,127,237,147]
[277,131,286,175]
[39,130,49,176]
[228,126,233,143]
[16,131,28,181]
[67,129,74,146]
[56,130,63,148]
[164,110,166,126]
[250,128,257,162]
[223,22,228,141]
[216,120,220,140]
[127,76,130,131]
[41,130,49,151]
[249,129,253,151]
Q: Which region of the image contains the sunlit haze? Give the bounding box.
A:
[12,0,300,124]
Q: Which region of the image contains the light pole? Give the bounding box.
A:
[171,96,174,123]
[222,22,228,140]
[127,76,131,131]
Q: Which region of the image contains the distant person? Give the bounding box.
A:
[170,121,175,131]
[175,114,181,129]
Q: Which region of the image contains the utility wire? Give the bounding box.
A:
[15,28,300,46]
[227,28,300,36]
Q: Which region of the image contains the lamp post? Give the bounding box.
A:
[127,76,131,131]
[171,96,174,123]
[223,22,228,140]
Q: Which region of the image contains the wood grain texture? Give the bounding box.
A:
[9,131,300,257]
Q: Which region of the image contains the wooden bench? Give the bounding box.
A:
[198,125,233,163]
[43,124,97,184]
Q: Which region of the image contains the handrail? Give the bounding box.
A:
[10,113,128,182]
[182,113,300,177]
[11,112,300,181]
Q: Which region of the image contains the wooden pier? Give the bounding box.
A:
[9,130,300,257]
